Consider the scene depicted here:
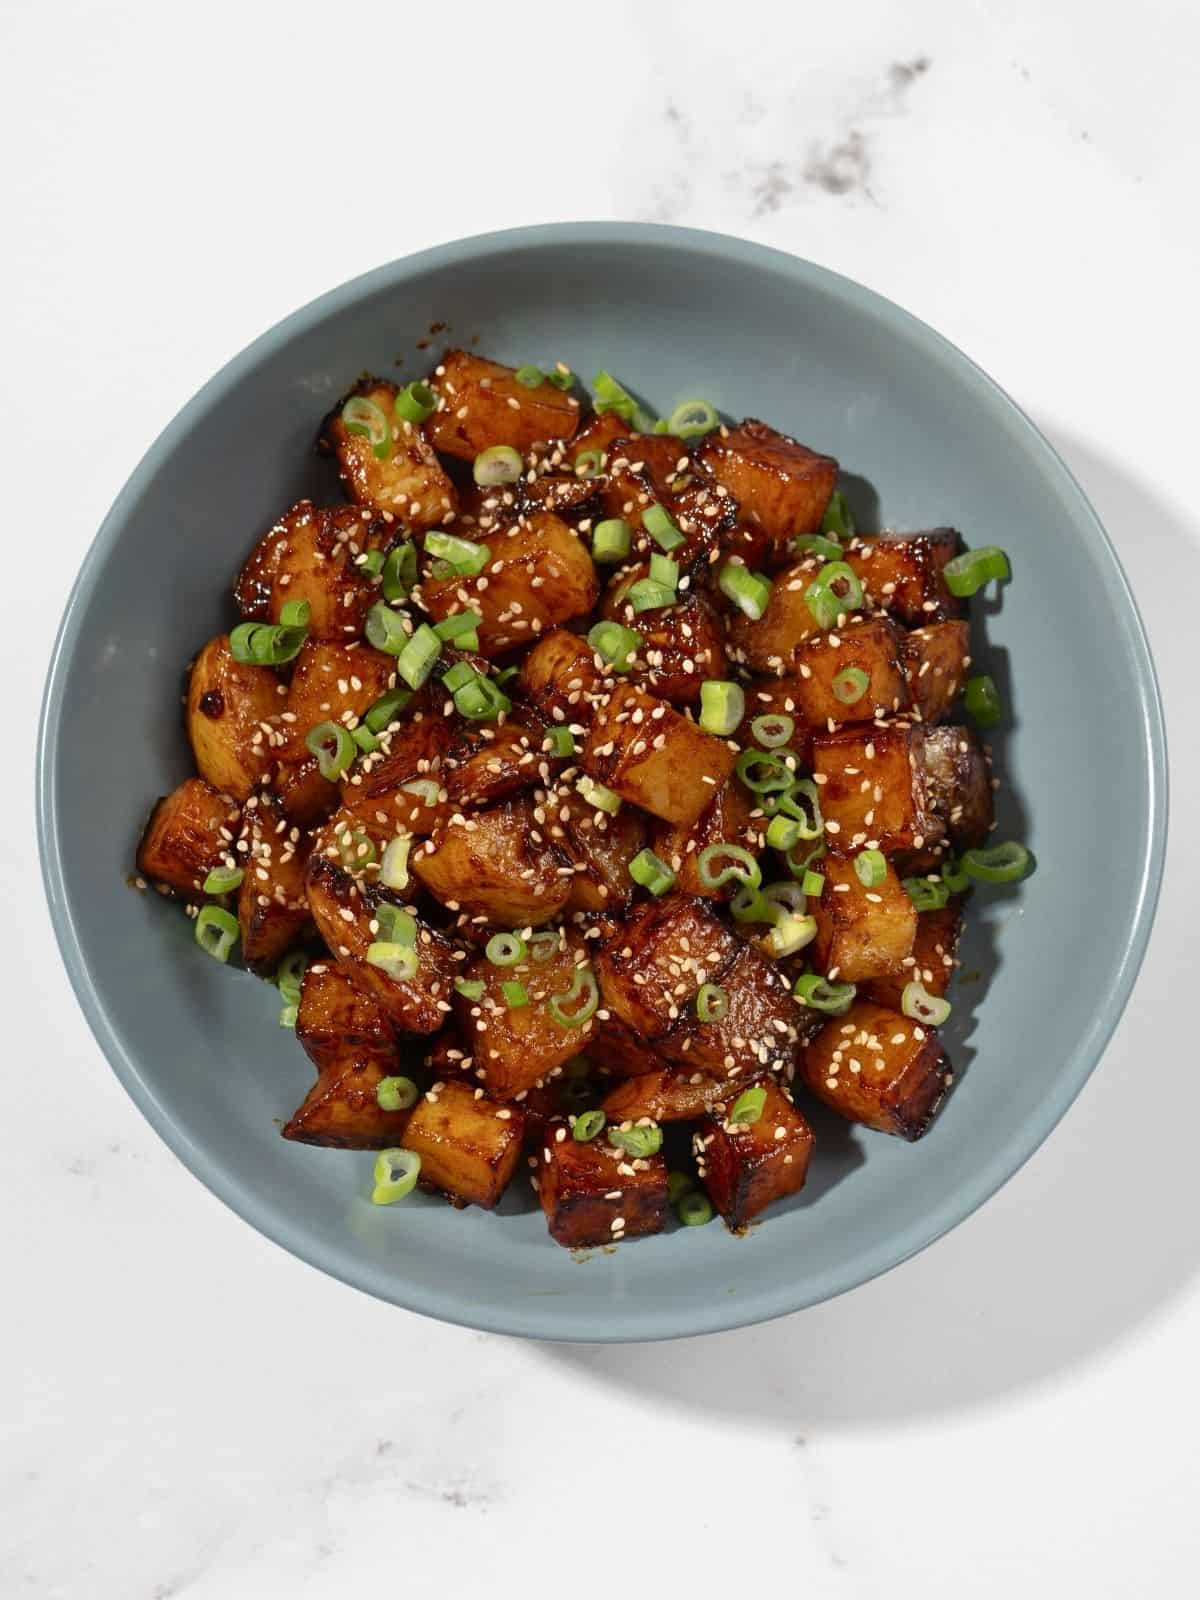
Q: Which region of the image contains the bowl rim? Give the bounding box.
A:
[36,221,1168,1342]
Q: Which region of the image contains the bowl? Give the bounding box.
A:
[37,223,1166,1341]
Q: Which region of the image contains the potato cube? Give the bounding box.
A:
[601,574,726,705]
[862,896,964,1010]
[920,726,994,848]
[544,783,649,914]
[696,419,838,549]
[281,1045,412,1149]
[660,941,803,1081]
[533,1118,668,1247]
[402,1079,524,1208]
[811,853,917,983]
[602,1068,733,1123]
[694,1077,815,1227]
[565,410,629,464]
[234,501,395,640]
[187,634,283,800]
[590,1015,668,1080]
[900,621,970,723]
[323,381,458,530]
[518,627,607,728]
[413,798,572,926]
[295,961,395,1073]
[789,616,910,729]
[452,937,596,1102]
[725,558,823,673]
[420,511,599,657]
[136,779,241,897]
[338,702,456,839]
[800,1000,953,1140]
[595,894,739,1039]
[275,756,339,829]
[844,531,964,626]
[811,724,944,856]
[281,640,396,762]
[583,681,736,826]
[653,777,763,900]
[426,350,581,460]
[236,795,311,974]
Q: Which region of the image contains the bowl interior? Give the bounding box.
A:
[39,225,1165,1339]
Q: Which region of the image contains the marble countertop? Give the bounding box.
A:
[6,1,1200,1594]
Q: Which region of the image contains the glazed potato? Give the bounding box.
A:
[444,720,546,811]
[900,621,970,723]
[600,436,735,568]
[725,559,823,673]
[601,1067,734,1123]
[283,965,406,1149]
[583,681,736,826]
[452,937,596,1101]
[811,724,944,856]
[323,380,457,529]
[519,472,601,520]
[281,640,396,759]
[295,961,396,1073]
[696,419,838,551]
[737,679,816,767]
[425,350,581,460]
[863,896,964,1010]
[533,1118,668,1247]
[338,704,456,839]
[653,779,764,900]
[518,627,607,727]
[136,779,241,897]
[413,798,572,926]
[800,1000,953,1140]
[402,1078,524,1208]
[275,756,339,829]
[844,531,964,626]
[591,1014,669,1080]
[811,853,917,983]
[236,795,311,974]
[305,853,458,1033]
[660,941,802,1081]
[187,635,283,799]
[790,616,911,729]
[601,571,726,705]
[595,894,739,1039]
[545,783,650,914]
[694,1077,814,1227]
[565,410,629,464]
[420,512,599,657]
[234,501,395,640]
[920,725,994,848]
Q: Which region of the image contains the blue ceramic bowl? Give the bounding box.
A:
[38,224,1166,1340]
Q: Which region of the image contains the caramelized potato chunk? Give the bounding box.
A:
[187,635,282,800]
[283,966,405,1149]
[844,531,964,626]
[697,419,837,549]
[236,795,311,974]
[725,559,823,673]
[801,1000,952,1140]
[420,512,599,657]
[338,705,456,839]
[281,640,396,759]
[601,1068,732,1123]
[533,1118,668,1247]
[583,681,736,826]
[324,381,457,529]
[863,896,964,1010]
[811,853,917,983]
[900,621,970,723]
[545,783,649,914]
[234,501,394,640]
[275,756,339,829]
[811,724,944,856]
[452,937,596,1101]
[653,778,763,900]
[601,573,726,705]
[595,894,739,1039]
[518,627,607,728]
[426,350,581,460]
[920,726,994,849]
[295,961,395,1074]
[414,798,572,926]
[695,1077,814,1227]
[402,1079,524,1208]
[443,720,547,811]
[136,779,241,897]
[590,1015,668,1080]
[659,941,801,1081]
[790,616,910,729]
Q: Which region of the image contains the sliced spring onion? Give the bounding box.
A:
[961,841,1033,884]
[649,552,680,589]
[696,843,762,891]
[573,1108,606,1142]
[793,533,844,561]
[395,623,442,689]
[667,1171,695,1203]
[941,858,971,894]
[306,721,356,781]
[792,974,857,1015]
[766,813,800,852]
[454,977,485,1001]
[514,365,544,388]
[544,727,576,758]
[454,673,511,723]
[356,549,385,580]
[342,395,391,459]
[587,619,642,672]
[548,966,599,1029]
[762,881,807,917]
[195,905,239,962]
[485,932,527,967]
[821,488,855,539]
[718,562,772,620]
[677,1190,714,1226]
[965,674,1002,729]
[608,1123,663,1158]
[380,835,412,891]
[401,777,441,809]
[338,827,377,870]
[229,621,307,666]
[473,444,523,486]
[729,1086,767,1125]
[854,848,887,888]
[425,531,489,577]
[203,865,243,895]
[666,399,720,439]
[801,869,825,898]
[576,775,622,815]
[364,684,412,733]
[698,679,745,737]
[761,911,817,958]
[771,778,823,840]
[433,609,483,644]
[275,950,308,1007]
[592,369,653,431]
[832,666,870,705]
[376,1075,419,1112]
[642,502,685,552]
[751,713,794,749]
[696,983,729,1023]
[501,980,530,1009]
[627,578,676,614]
[734,748,794,796]
[279,1003,298,1029]
[394,381,437,425]
[903,875,951,912]
[279,599,311,629]
[547,366,575,391]
[365,601,410,656]
[442,661,476,692]
[592,518,631,563]
[366,941,419,981]
[374,903,416,945]
[629,848,676,896]
[729,886,776,924]
[943,545,1011,597]
[902,981,952,1026]
[805,561,864,629]
[371,1148,421,1204]
[528,930,561,963]
[352,725,380,754]
[574,448,605,479]
[381,541,417,602]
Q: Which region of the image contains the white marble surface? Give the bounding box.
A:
[6,0,1200,1593]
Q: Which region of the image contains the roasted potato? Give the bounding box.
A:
[186,635,283,800]
[810,853,917,983]
[920,725,994,848]
[811,723,944,856]
[281,640,397,760]
[282,965,407,1148]
[583,681,736,826]
[601,571,726,705]
[236,794,311,974]
[532,1117,668,1247]
[900,621,970,723]
[413,798,572,926]
[863,895,964,1010]
[653,778,764,900]
[338,702,456,839]
[518,627,607,727]
[844,531,964,626]
[544,782,650,914]
[426,350,581,460]
[696,419,838,553]
[234,501,395,640]
[275,755,340,829]
[601,1067,733,1123]
[444,720,547,811]
[595,894,740,1039]
[136,779,241,897]
[800,1000,953,1140]
[724,558,823,673]
[590,1014,669,1080]
[402,1078,524,1208]
[694,1077,814,1227]
[323,380,457,530]
[658,941,802,1081]
[789,615,910,730]
[295,960,396,1073]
